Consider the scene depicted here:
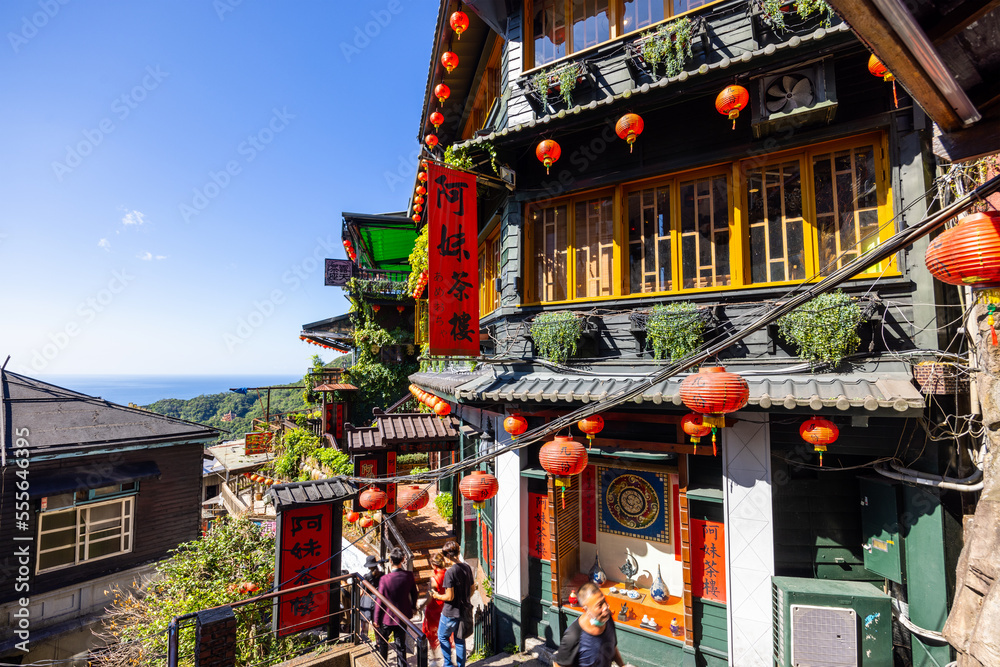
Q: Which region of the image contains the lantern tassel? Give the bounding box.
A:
[990,313,997,346]
[712,428,717,457]
[819,452,824,467]
[562,487,566,510]
[892,80,898,109]
[993,327,998,347]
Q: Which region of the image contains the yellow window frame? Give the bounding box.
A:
[479,231,502,316]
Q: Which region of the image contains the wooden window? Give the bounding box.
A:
[813,144,882,275]
[37,496,135,573]
[621,0,665,33]
[479,232,502,315]
[680,175,730,289]
[531,203,570,301]
[746,160,807,284]
[532,0,568,66]
[574,196,614,298]
[627,184,672,293]
[572,0,611,51]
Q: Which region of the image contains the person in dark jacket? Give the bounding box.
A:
[552,583,629,667]
[359,555,384,637]
[375,547,419,667]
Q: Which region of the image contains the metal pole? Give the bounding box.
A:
[417,635,428,667]
[166,617,178,667]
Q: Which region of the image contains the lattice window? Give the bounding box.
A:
[575,196,614,298]
[531,203,569,302]
[813,144,882,275]
[680,174,730,289]
[627,184,672,293]
[479,233,501,315]
[532,0,568,66]
[571,0,611,51]
[37,496,134,573]
[747,160,806,283]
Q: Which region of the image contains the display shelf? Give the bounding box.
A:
[564,580,686,641]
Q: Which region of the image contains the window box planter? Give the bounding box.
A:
[527,311,595,363]
[625,17,704,85]
[630,305,714,360]
[520,61,593,115]
[750,0,838,47]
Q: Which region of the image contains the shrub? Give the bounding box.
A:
[435,493,453,521]
[530,311,583,363]
[777,290,863,366]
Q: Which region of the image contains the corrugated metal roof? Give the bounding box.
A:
[269,478,357,512]
[450,370,925,413]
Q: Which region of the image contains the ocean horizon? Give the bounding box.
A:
[34,374,301,407]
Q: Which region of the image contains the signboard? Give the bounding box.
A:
[463,496,476,522]
[691,519,726,602]
[275,504,335,635]
[427,163,479,356]
[527,492,551,559]
[324,258,353,286]
[245,432,274,455]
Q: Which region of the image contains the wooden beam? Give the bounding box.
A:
[926,0,1000,44]
[828,0,965,131]
[932,115,1000,162]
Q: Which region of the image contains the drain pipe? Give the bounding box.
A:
[891,599,950,646]
[875,461,984,492]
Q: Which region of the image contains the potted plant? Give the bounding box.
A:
[627,16,695,81]
[527,61,588,108]
[777,290,862,366]
[754,0,834,35]
[644,303,706,360]
[530,311,584,363]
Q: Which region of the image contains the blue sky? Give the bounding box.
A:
[0,0,432,376]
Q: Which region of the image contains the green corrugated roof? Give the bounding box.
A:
[343,212,417,272]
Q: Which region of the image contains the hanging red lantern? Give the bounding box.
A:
[539,435,588,508]
[868,54,898,108]
[347,511,360,524]
[435,83,451,105]
[415,185,427,196]
[359,516,373,529]
[679,366,750,455]
[615,113,644,153]
[372,304,381,313]
[425,134,439,149]
[681,413,713,454]
[459,470,499,512]
[434,401,452,417]
[577,415,604,444]
[414,204,423,213]
[504,414,528,439]
[441,51,459,73]
[715,84,750,129]
[450,10,469,38]
[535,139,561,174]
[414,194,424,204]
[417,171,428,182]
[800,416,839,467]
[925,211,1000,288]
[397,305,406,314]
[429,111,444,131]
[359,486,388,512]
[412,214,422,223]
[397,485,430,517]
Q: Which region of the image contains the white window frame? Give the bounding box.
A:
[36,495,135,574]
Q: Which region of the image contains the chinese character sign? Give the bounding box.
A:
[527,492,551,559]
[427,163,479,356]
[276,504,334,636]
[324,258,353,286]
[691,519,726,603]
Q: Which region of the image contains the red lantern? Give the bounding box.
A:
[347,511,360,524]
[615,113,644,153]
[681,413,713,453]
[435,83,451,105]
[450,10,469,38]
[504,414,528,439]
[414,194,424,204]
[397,485,430,516]
[372,304,381,313]
[429,111,444,131]
[925,211,1000,288]
[413,214,422,223]
[360,486,388,512]
[800,416,839,467]
[397,305,405,313]
[715,84,749,129]
[535,139,561,174]
[425,134,439,149]
[434,401,452,417]
[459,470,499,511]
[540,435,588,508]
[415,185,427,196]
[868,54,898,108]
[417,171,428,182]
[679,366,749,455]
[414,204,423,213]
[359,516,373,529]
[441,51,459,73]
[577,415,604,444]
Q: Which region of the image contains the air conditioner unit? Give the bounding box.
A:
[773,576,892,667]
[751,60,838,138]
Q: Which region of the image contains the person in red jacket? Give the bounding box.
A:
[375,547,418,667]
[423,552,448,665]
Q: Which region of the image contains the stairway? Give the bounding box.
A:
[409,535,451,593]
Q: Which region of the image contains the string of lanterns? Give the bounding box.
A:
[299,335,339,350]
[243,472,279,486]
[408,383,452,416]
[412,270,428,299]
[343,239,357,262]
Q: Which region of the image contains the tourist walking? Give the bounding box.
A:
[375,548,419,667]
[552,583,629,667]
[430,540,475,667]
[422,552,448,665]
[359,555,384,638]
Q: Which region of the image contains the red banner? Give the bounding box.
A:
[528,492,551,559]
[276,504,334,635]
[691,519,726,602]
[427,163,479,356]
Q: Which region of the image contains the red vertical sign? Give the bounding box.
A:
[386,452,397,513]
[427,163,479,356]
[276,504,334,635]
[527,492,551,559]
[691,519,726,602]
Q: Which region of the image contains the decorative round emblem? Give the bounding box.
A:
[607,474,659,529]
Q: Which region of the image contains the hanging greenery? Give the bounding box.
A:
[444,144,475,171]
[530,311,583,363]
[531,62,583,106]
[777,290,863,366]
[645,303,706,360]
[639,16,694,79]
[406,225,429,295]
[758,0,834,32]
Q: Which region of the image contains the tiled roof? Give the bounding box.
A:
[344,412,460,453]
[450,369,924,414]
[408,370,489,399]
[314,383,358,391]
[268,478,357,512]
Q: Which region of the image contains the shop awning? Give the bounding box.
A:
[445,368,925,415]
[342,212,417,271]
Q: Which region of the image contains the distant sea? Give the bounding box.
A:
[35,375,299,407]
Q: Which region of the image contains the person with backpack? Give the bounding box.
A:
[358,555,384,638]
[429,540,475,667]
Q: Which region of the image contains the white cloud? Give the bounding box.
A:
[137,251,167,261]
[121,209,146,226]
[98,238,111,251]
